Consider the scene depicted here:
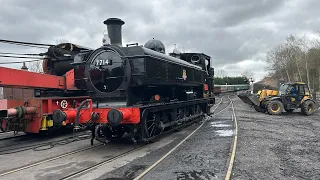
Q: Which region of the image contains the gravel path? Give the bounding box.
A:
[231,96,320,180]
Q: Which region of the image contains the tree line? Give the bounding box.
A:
[266,34,320,92]
[214,69,253,85]
[214,76,250,85]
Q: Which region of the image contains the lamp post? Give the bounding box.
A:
[21,62,28,71]
[250,77,254,94]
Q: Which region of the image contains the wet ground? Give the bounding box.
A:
[231,96,320,180]
[97,96,234,180]
[0,101,223,180]
[2,95,319,180]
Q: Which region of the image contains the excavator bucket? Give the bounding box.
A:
[238,89,278,107]
[237,92,260,106]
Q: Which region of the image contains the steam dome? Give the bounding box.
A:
[144,38,166,54]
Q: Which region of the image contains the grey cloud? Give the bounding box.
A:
[0,0,319,81]
[214,0,286,28]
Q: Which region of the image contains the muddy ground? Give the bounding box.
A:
[232,96,320,180]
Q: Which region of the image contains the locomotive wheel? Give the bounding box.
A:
[0,119,6,132]
[143,112,163,139]
[301,100,315,116]
[267,100,283,115]
[110,128,126,139]
[176,108,186,122]
[195,105,201,114]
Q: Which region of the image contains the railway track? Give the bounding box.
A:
[0,129,91,152]
[132,95,233,180]
[225,96,238,180]
[0,131,98,178]
[58,96,226,180]
[0,144,102,177]
[0,131,92,155]
[0,131,25,141]
[0,131,11,134]
[0,96,229,179]
[0,133,39,149]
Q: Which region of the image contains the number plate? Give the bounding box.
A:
[96,59,113,66]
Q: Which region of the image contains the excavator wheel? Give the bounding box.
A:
[267,100,284,115]
[254,105,267,113]
[301,100,315,116]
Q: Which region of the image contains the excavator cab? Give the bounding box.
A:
[275,82,314,114]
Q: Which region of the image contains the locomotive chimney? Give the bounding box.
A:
[21,62,28,71]
[103,18,125,47]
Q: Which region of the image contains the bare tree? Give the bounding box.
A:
[26,38,71,74]
[266,50,285,80]
[215,69,228,78]
[55,38,69,44]
[298,35,312,89]
[265,32,320,94]
[241,70,254,80]
[285,35,302,81]
[312,39,320,91]
[266,44,291,81]
[28,60,43,73]
[308,46,320,91]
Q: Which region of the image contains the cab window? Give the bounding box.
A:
[297,84,305,96]
[304,85,310,95]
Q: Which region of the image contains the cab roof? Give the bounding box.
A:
[283,81,305,85]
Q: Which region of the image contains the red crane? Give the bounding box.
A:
[0,66,140,134]
[0,67,90,133]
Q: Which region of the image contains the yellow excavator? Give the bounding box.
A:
[238,82,316,115]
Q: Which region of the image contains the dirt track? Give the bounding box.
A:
[232,96,320,180]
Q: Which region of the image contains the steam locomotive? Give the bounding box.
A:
[0,18,215,143]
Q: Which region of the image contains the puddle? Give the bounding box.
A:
[215,129,233,137]
[123,165,148,179]
[210,121,231,128]
[211,121,224,124]
[175,169,218,179]
[210,123,230,128]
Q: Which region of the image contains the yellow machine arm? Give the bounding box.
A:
[257,89,279,104]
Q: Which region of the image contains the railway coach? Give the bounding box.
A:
[214,84,250,95]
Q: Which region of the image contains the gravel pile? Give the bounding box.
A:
[231,96,320,180]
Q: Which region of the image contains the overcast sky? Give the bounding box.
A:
[0,0,319,82]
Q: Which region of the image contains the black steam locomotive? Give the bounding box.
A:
[73,18,214,104]
[42,18,215,142]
